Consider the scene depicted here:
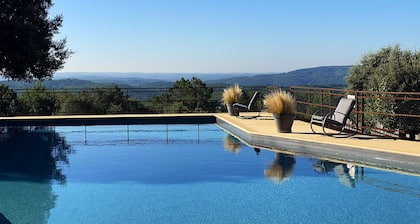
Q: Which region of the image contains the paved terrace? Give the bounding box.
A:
[1,113,419,175]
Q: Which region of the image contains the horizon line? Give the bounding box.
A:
[55,65,352,75]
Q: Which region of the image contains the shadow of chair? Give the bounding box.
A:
[310,97,356,136]
[233,91,261,113]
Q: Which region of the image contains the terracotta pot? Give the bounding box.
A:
[273,114,295,133]
[226,104,239,116]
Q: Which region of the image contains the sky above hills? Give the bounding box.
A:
[51,0,420,74]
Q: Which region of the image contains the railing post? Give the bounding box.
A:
[195,87,199,112]
[329,90,332,113]
[354,91,360,134]
[360,93,365,134]
[308,88,312,116]
[126,88,129,113]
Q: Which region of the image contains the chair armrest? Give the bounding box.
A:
[312,109,324,116]
[233,103,247,109]
[323,111,335,121]
[311,110,328,121]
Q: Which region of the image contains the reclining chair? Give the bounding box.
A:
[310,97,356,135]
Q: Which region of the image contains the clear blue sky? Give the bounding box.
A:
[50,0,420,73]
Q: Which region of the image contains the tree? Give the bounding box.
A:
[0,84,18,116]
[190,77,214,112]
[18,82,55,115]
[90,85,126,114]
[347,45,420,92]
[55,90,94,115]
[55,85,130,115]
[148,77,214,113]
[347,44,420,139]
[0,0,72,80]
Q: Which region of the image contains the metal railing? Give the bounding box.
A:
[2,85,419,140]
[290,86,420,140]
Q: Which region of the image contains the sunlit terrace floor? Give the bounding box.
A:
[1,113,419,175]
[216,112,420,175]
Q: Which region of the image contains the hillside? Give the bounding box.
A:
[0,65,351,90]
[206,66,351,86]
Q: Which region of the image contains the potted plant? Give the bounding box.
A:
[222,84,242,116]
[263,89,296,132]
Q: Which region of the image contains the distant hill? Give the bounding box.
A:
[0,65,352,90]
[0,79,104,91]
[206,66,351,86]
[53,72,257,82]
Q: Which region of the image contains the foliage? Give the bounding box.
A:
[263,89,296,115]
[0,0,72,80]
[55,85,139,115]
[347,44,420,137]
[55,90,94,115]
[18,82,55,115]
[0,84,18,116]
[147,77,214,113]
[347,45,420,92]
[190,77,214,112]
[222,84,242,104]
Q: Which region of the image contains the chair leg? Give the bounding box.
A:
[346,117,358,136]
[331,119,358,137]
[310,119,319,134]
[321,118,330,135]
[323,121,342,136]
[310,120,315,133]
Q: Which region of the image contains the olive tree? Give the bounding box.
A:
[347,45,420,139]
[0,0,72,80]
[347,45,420,92]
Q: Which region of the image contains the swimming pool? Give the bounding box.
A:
[0,124,419,224]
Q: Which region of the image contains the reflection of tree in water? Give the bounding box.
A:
[264,153,296,184]
[223,134,241,154]
[0,126,72,224]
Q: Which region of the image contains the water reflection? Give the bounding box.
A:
[0,126,72,183]
[311,159,357,188]
[0,126,72,224]
[264,153,296,184]
[223,134,241,154]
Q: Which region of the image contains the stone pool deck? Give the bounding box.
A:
[1,113,419,175]
[215,112,420,175]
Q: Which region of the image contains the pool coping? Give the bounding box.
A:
[0,114,216,126]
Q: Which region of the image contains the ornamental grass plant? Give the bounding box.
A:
[263,89,296,115]
[222,84,243,104]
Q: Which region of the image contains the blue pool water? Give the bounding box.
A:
[0,124,419,224]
